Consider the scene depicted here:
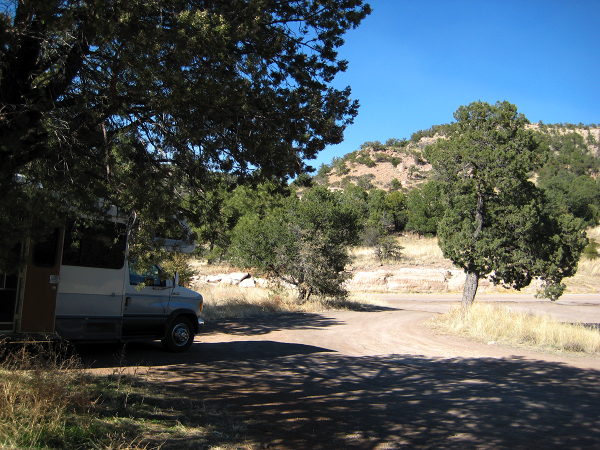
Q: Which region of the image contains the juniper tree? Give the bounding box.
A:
[0,0,370,266]
[425,101,587,308]
[229,187,359,302]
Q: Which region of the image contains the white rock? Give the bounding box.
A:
[206,275,222,283]
[239,278,256,288]
[227,272,251,283]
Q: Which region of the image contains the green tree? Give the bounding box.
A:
[539,173,600,225]
[229,187,359,302]
[0,0,370,266]
[425,101,587,308]
[405,181,445,235]
[537,132,600,225]
[190,178,289,262]
[385,191,408,232]
[339,184,370,227]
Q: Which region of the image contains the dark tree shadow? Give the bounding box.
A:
[204,308,398,336]
[79,340,332,368]
[143,350,600,449]
[81,339,600,449]
[204,312,344,335]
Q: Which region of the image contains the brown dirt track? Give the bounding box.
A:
[84,293,600,448]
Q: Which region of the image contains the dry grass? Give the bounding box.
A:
[0,341,130,449]
[396,234,449,266]
[564,258,600,292]
[188,259,240,276]
[349,234,450,270]
[429,303,600,354]
[200,284,287,320]
[586,225,600,242]
[199,283,372,320]
[0,343,88,448]
[349,229,600,294]
[0,341,250,449]
[562,225,600,293]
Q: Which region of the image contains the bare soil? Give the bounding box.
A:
[83,293,600,448]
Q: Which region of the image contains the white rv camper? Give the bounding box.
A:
[0,218,203,352]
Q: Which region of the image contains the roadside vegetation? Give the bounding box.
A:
[199,283,377,321]
[190,103,597,310]
[193,224,600,326]
[429,304,600,355]
[0,342,246,449]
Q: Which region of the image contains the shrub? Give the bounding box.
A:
[161,252,194,286]
[355,174,375,190]
[385,138,408,149]
[356,153,376,167]
[389,178,402,190]
[360,140,386,151]
[374,236,403,264]
[229,187,359,302]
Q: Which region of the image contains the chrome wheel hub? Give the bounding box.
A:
[172,324,190,346]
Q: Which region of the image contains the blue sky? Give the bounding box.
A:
[311,0,600,170]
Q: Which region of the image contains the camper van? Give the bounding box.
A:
[0,219,203,352]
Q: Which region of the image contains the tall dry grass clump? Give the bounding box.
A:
[586,225,600,242]
[0,342,93,448]
[199,283,367,320]
[430,304,600,354]
[349,234,450,270]
[200,284,289,320]
[562,225,600,292]
[397,234,448,266]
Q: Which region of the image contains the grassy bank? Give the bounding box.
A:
[429,304,600,354]
[0,343,246,449]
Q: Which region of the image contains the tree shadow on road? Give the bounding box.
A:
[83,341,600,449]
[205,312,344,335]
[161,351,600,448]
[205,307,399,336]
[80,340,332,368]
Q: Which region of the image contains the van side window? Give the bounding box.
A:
[62,222,126,269]
[129,264,166,287]
[32,229,60,267]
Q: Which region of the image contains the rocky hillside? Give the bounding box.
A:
[314,123,600,192]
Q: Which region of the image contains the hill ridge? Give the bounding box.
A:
[314,123,600,192]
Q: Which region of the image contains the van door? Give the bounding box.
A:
[20,229,64,333]
[122,262,173,338]
[55,221,127,340]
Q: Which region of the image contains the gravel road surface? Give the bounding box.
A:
[85,293,600,448]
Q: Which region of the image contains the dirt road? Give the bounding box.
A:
[86,294,600,448]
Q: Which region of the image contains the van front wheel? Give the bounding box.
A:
[162,317,194,352]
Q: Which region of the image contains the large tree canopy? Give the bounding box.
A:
[425,101,587,307]
[0,0,370,266]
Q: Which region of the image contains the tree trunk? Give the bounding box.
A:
[461,270,479,310]
[461,189,485,310]
[297,284,312,304]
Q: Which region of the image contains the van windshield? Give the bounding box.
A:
[129,263,168,287]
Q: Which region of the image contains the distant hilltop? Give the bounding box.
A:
[313,123,600,192]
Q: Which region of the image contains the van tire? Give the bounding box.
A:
[162,317,194,352]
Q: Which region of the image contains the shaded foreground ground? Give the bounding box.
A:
[83,294,600,448]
